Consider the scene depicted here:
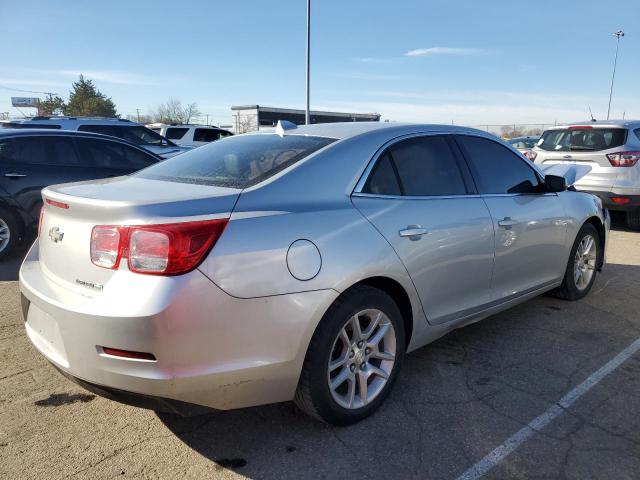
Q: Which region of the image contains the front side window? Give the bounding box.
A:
[456,135,542,194]
[75,138,154,169]
[537,128,627,152]
[135,134,336,188]
[364,135,466,196]
[79,125,175,147]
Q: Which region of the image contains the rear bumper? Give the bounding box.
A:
[579,190,640,212]
[19,241,338,411]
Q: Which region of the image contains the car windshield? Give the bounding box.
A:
[537,128,627,152]
[135,133,336,188]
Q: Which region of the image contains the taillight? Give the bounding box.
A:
[90,219,228,275]
[524,150,537,161]
[38,207,44,238]
[45,198,69,209]
[91,226,124,269]
[607,151,640,167]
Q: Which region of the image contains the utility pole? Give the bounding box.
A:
[136,108,140,122]
[305,0,311,125]
[607,30,624,120]
[206,114,209,125]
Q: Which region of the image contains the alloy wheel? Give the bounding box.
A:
[327,309,396,409]
[0,217,10,254]
[573,234,597,290]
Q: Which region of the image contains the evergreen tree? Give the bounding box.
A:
[64,75,117,117]
[37,94,66,116]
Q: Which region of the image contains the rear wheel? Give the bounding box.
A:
[552,223,599,301]
[294,285,405,425]
[0,207,20,260]
[626,210,640,230]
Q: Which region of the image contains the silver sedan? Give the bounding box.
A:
[20,122,609,425]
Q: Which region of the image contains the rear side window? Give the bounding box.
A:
[135,134,335,188]
[0,136,79,165]
[635,128,640,142]
[76,138,156,169]
[538,128,627,152]
[193,128,220,142]
[364,136,466,196]
[165,127,189,140]
[364,152,401,196]
[457,135,542,194]
[79,125,171,146]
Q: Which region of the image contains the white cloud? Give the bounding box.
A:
[353,57,391,64]
[55,70,169,86]
[405,47,489,57]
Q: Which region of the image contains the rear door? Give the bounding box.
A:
[455,134,567,301]
[352,134,495,324]
[0,135,88,222]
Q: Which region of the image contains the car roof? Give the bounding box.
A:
[549,119,640,129]
[0,128,161,158]
[7,116,141,126]
[252,121,489,141]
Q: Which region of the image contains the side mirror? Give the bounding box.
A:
[544,174,566,193]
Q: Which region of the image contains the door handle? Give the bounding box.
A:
[498,217,517,228]
[4,172,27,178]
[399,226,428,238]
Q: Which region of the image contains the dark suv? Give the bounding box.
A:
[0,129,161,258]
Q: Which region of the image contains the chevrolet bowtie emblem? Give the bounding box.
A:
[48,226,64,243]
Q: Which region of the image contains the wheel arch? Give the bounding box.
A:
[584,215,606,270]
[341,276,414,349]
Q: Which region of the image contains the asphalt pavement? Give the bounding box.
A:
[1,222,639,479]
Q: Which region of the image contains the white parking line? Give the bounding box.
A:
[457,337,640,480]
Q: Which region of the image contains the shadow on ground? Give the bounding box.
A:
[157,262,640,479]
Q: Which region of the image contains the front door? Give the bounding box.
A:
[352,134,495,324]
[455,134,568,301]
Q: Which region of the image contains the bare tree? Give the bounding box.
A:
[235,113,257,133]
[152,99,201,124]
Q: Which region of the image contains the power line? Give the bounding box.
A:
[0,85,58,96]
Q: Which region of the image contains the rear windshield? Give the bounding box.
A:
[537,127,627,152]
[135,134,336,188]
[508,137,538,149]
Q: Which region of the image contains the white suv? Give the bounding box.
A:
[533,120,640,229]
[158,124,233,148]
[2,117,190,158]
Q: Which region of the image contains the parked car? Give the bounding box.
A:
[0,129,161,258]
[507,135,540,159]
[2,117,189,159]
[20,122,608,425]
[159,124,233,148]
[532,120,640,229]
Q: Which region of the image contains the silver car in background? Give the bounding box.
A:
[532,120,640,229]
[20,122,609,425]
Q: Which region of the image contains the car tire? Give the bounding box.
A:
[0,206,20,260]
[626,211,640,230]
[552,223,599,301]
[294,285,405,425]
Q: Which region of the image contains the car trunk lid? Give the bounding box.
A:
[39,176,239,294]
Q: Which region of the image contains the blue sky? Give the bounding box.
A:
[1,0,638,126]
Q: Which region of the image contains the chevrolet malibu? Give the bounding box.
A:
[20,122,608,425]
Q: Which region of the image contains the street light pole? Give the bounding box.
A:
[305,0,311,125]
[607,30,624,120]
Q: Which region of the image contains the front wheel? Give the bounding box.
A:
[552,223,600,301]
[0,207,20,260]
[294,285,405,425]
